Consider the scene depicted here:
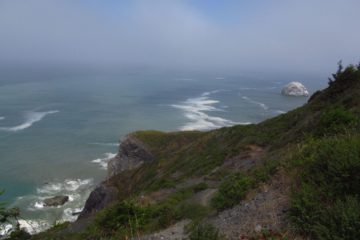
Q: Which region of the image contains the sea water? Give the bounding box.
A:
[0,70,326,234]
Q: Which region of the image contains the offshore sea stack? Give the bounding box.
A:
[281,81,309,96]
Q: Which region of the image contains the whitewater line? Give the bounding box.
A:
[0,110,59,132]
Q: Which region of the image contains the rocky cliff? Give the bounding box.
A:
[75,134,154,223]
[108,135,154,178]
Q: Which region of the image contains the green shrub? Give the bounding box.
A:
[289,135,360,239]
[192,182,209,193]
[317,107,358,136]
[252,159,279,183]
[93,186,212,238]
[302,136,360,196]
[94,200,148,237]
[211,173,253,210]
[188,223,221,240]
[7,229,31,240]
[289,183,323,234]
[328,62,359,86]
[313,196,360,240]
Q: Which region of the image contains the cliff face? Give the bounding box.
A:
[107,135,154,178]
[76,134,154,221]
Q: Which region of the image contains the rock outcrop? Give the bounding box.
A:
[43,195,69,207]
[78,184,118,219]
[281,81,309,96]
[108,134,154,177]
[76,134,154,223]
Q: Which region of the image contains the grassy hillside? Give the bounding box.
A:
[23,63,360,239]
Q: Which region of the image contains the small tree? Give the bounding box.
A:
[328,60,343,85]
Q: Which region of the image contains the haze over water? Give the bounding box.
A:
[0,69,327,232]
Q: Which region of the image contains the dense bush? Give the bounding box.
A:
[93,184,211,238]
[289,135,360,239]
[328,61,360,85]
[314,196,360,240]
[317,107,358,136]
[211,173,254,210]
[94,200,148,238]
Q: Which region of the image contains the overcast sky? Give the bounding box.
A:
[0,0,359,73]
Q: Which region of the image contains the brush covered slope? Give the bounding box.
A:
[29,64,360,240]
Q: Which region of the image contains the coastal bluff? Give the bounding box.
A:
[77,134,154,220]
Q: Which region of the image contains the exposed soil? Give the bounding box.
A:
[135,220,191,240]
[209,170,293,239]
[221,145,265,172]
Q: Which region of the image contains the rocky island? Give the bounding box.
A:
[281,81,309,96]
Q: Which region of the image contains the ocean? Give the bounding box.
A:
[0,70,326,234]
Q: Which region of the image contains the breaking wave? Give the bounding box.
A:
[172,91,250,131]
[6,178,94,235]
[0,110,59,132]
[241,95,285,114]
[91,152,117,170]
[241,96,269,111]
[201,89,226,97]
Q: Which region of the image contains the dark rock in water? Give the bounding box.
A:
[44,195,69,207]
[108,134,154,177]
[72,211,82,216]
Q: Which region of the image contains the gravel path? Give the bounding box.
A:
[136,220,190,240]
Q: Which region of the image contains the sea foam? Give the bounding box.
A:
[18,219,49,235]
[241,96,269,111]
[172,91,250,131]
[92,152,117,170]
[0,224,12,237]
[36,178,93,194]
[11,178,94,235]
[0,110,59,132]
[240,94,286,115]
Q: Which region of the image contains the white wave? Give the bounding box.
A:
[14,178,94,234]
[240,95,286,115]
[172,93,250,131]
[62,207,83,222]
[0,110,59,132]
[18,219,49,235]
[36,178,93,195]
[89,142,118,147]
[241,96,269,111]
[34,201,45,209]
[215,77,225,80]
[92,152,117,170]
[274,110,286,114]
[0,116,4,121]
[0,224,12,236]
[201,89,226,97]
